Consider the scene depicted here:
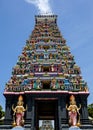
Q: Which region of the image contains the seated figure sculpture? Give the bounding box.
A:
[66,95,81,127]
[33,78,42,89]
[51,78,59,89]
[12,95,27,127]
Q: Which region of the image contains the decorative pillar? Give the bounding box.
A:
[61,95,68,123]
[25,95,32,125]
[4,96,13,125]
[80,94,89,124]
[58,95,68,130]
[58,97,62,130]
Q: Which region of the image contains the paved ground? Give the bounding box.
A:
[0,125,93,130]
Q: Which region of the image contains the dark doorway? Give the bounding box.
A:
[43,45,49,50]
[43,66,49,72]
[35,99,58,130]
[42,80,51,89]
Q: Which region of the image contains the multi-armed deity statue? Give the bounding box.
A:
[66,95,81,127]
[12,95,27,127]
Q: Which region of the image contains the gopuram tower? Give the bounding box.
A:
[3,15,92,130]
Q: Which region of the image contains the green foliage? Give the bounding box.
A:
[88,103,93,118]
[0,105,5,119]
[0,105,5,125]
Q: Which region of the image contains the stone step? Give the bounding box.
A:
[0,125,93,130]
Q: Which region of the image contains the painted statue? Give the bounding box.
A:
[66,95,81,126]
[51,63,54,72]
[34,78,42,89]
[51,78,59,89]
[51,78,56,89]
[12,95,27,126]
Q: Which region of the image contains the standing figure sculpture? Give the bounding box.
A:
[51,78,57,89]
[12,95,27,126]
[66,95,81,126]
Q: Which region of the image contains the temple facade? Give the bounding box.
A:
[3,15,91,130]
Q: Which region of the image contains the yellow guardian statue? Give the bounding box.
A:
[66,95,81,126]
[12,95,27,127]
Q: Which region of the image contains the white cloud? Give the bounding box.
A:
[25,0,52,15]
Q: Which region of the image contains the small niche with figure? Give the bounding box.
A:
[43,66,50,72]
[43,45,49,50]
[42,80,51,89]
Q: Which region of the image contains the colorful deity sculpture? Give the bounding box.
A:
[12,95,27,127]
[66,95,81,126]
[51,63,55,72]
[51,78,57,89]
[33,78,42,89]
[51,78,60,89]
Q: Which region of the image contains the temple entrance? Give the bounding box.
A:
[35,99,58,130]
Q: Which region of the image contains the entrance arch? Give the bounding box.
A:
[35,98,58,130]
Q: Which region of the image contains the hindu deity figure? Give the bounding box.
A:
[51,78,60,89]
[33,78,42,89]
[12,95,27,126]
[38,64,42,72]
[51,78,57,89]
[66,95,81,126]
[51,63,54,72]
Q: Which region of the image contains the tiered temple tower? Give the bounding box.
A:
[4,15,90,130]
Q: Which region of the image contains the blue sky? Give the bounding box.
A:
[0,0,93,110]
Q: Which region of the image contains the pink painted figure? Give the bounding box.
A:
[51,64,54,72]
[12,95,27,127]
[66,95,81,126]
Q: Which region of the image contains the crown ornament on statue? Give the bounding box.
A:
[18,95,23,101]
[70,95,75,101]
